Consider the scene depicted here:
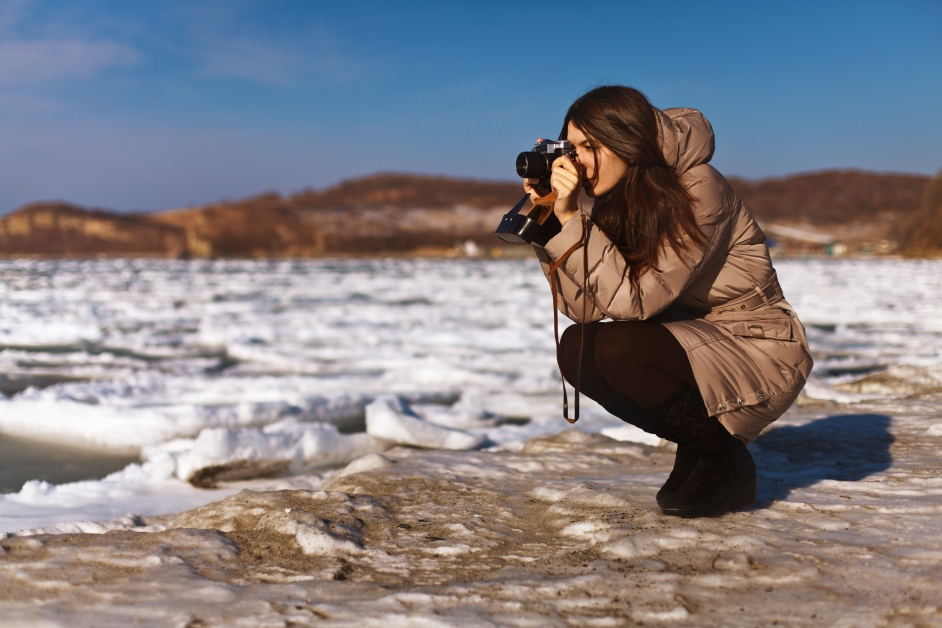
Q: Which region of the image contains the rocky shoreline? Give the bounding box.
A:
[2,394,941,625]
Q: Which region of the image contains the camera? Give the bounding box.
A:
[494,139,575,246]
[516,139,576,182]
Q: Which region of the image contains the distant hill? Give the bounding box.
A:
[0,170,937,258]
[901,170,942,256]
[727,170,931,254]
[0,203,188,257]
[0,174,521,259]
[289,173,523,210]
[727,170,928,225]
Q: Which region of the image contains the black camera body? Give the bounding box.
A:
[495,139,574,246]
[516,139,575,183]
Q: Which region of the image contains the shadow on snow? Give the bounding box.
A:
[750,413,894,507]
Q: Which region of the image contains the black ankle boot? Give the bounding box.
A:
[601,391,699,502]
[644,384,756,517]
[656,443,699,503]
[601,394,701,504]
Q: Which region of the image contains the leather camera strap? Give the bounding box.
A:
[546,210,589,424]
[530,190,558,224]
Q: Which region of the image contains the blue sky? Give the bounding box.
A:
[1,0,940,214]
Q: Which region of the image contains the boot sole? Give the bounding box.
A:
[659,478,756,518]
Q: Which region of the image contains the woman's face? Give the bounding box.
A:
[568,121,629,197]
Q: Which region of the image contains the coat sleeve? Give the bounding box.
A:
[533,242,606,323]
[539,170,734,321]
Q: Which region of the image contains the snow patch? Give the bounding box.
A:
[365,395,486,450]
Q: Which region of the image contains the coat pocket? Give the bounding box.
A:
[710,308,795,341]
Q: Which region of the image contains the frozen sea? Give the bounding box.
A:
[1,257,942,625]
[0,256,940,533]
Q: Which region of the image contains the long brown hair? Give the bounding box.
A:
[561,86,704,283]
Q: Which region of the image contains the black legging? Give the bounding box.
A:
[558,321,696,411]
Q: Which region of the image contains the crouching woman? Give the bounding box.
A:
[528,85,813,518]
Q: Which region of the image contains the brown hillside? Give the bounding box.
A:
[290,173,522,210]
[0,203,188,257]
[149,175,511,256]
[152,202,325,258]
[2,171,938,258]
[727,170,928,225]
[901,170,942,256]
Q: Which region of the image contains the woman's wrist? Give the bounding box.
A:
[554,196,579,224]
[555,207,578,225]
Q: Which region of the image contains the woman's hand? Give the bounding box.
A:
[549,155,581,225]
[521,157,581,226]
[523,177,544,202]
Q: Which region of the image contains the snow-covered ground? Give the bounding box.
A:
[1,257,941,624]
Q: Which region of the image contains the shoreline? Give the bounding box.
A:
[1,397,940,625]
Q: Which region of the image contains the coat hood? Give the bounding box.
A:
[655,107,715,174]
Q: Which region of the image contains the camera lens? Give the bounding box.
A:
[516,152,550,179]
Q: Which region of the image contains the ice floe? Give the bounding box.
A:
[0,256,941,569]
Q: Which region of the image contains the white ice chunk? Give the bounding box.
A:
[365,395,485,450]
[165,419,391,484]
[0,388,378,454]
[600,424,664,447]
[337,453,393,478]
[0,319,102,348]
[0,399,200,454]
[0,462,243,534]
[411,389,505,430]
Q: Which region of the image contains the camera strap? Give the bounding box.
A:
[547,210,589,424]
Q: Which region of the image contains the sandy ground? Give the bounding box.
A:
[1,395,941,627]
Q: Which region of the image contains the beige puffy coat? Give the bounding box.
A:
[533,107,813,442]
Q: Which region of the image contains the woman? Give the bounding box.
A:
[526,86,813,518]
